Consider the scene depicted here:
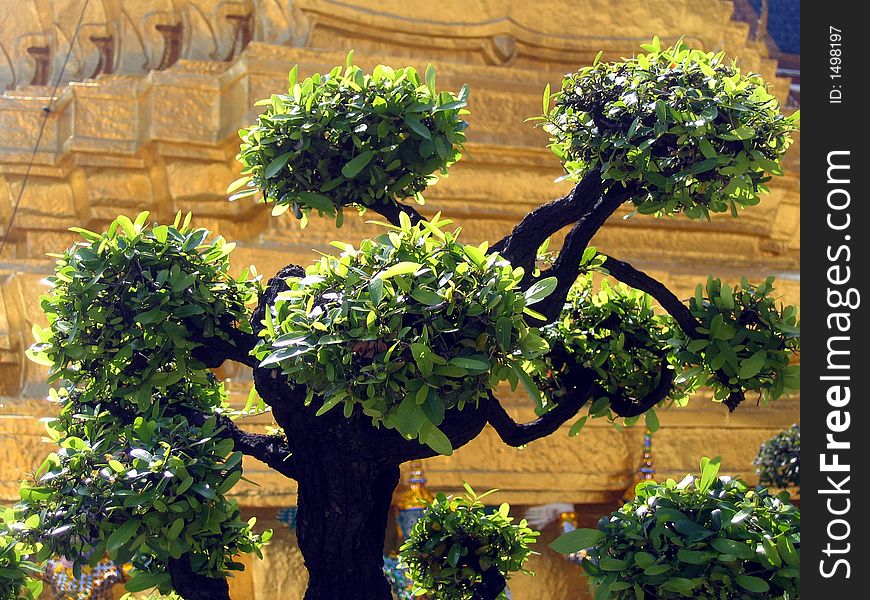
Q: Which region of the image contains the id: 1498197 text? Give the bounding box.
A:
[829,26,843,104]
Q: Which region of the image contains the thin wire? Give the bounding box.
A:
[0,0,91,259]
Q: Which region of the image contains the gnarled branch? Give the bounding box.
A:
[190,326,259,369]
[492,169,603,273]
[178,407,297,479]
[368,200,425,227]
[532,185,635,321]
[600,255,701,338]
[487,368,594,447]
[600,359,676,418]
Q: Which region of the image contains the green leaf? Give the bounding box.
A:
[510,362,541,407]
[568,416,588,437]
[699,137,717,159]
[341,151,376,178]
[634,552,656,569]
[124,572,172,593]
[735,575,769,593]
[264,152,292,179]
[226,176,251,194]
[167,518,184,540]
[404,116,431,140]
[115,215,137,238]
[711,538,756,560]
[599,557,629,571]
[645,409,659,433]
[425,64,436,93]
[107,519,140,555]
[449,356,491,371]
[776,535,800,567]
[698,456,721,492]
[421,422,453,456]
[447,542,462,567]
[549,528,605,553]
[297,192,336,214]
[411,289,443,306]
[134,307,166,325]
[738,350,767,379]
[644,564,671,576]
[524,276,558,305]
[376,262,421,279]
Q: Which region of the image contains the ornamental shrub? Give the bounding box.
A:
[674,276,800,404]
[253,214,553,454]
[754,424,800,489]
[14,386,270,594]
[20,214,270,593]
[532,262,800,427]
[26,212,259,411]
[398,485,538,599]
[540,37,799,220]
[551,458,800,600]
[532,265,690,433]
[229,54,469,225]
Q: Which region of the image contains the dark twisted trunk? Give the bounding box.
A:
[251,338,492,600]
[295,457,399,600]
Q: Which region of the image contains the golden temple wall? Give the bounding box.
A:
[0,2,799,598]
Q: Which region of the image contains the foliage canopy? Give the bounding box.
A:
[754,424,800,489]
[398,485,538,599]
[551,458,800,600]
[540,37,799,219]
[253,213,553,454]
[229,53,469,226]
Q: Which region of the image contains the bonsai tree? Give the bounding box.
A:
[11,39,799,600]
[754,424,800,490]
[550,458,800,600]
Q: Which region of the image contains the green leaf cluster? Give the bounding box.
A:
[531,269,690,432]
[398,485,538,599]
[26,212,259,411]
[754,424,800,489]
[15,389,269,590]
[0,508,43,600]
[675,277,800,404]
[529,261,799,430]
[18,214,269,590]
[551,457,800,600]
[253,214,551,455]
[230,55,469,226]
[539,37,799,219]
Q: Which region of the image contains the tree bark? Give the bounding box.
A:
[295,456,399,600]
[168,555,231,600]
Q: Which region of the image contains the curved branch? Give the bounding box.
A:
[190,326,259,369]
[487,368,594,447]
[600,359,676,418]
[600,255,701,338]
[366,200,425,227]
[599,257,752,412]
[492,169,603,272]
[532,185,635,321]
[179,407,297,479]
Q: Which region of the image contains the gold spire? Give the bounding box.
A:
[396,460,433,511]
[623,428,655,503]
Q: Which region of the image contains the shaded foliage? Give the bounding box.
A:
[552,458,800,600]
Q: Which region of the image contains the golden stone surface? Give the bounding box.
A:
[0,2,799,598]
